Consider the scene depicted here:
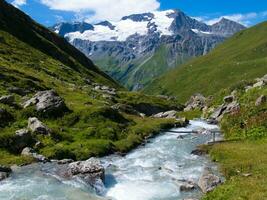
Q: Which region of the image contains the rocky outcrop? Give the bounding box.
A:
[246,74,267,92]
[28,117,51,135]
[21,147,48,162]
[65,158,105,188]
[209,100,240,122]
[0,165,12,181]
[93,85,117,96]
[131,103,180,116]
[223,95,234,103]
[23,90,68,116]
[198,167,221,193]
[153,110,177,119]
[0,95,15,105]
[184,94,206,111]
[255,95,266,106]
[0,108,13,127]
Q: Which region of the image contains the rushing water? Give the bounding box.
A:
[0,120,221,200]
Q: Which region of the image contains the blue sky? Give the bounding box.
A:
[8,0,267,27]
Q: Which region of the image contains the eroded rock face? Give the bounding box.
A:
[23,90,68,116]
[184,94,206,111]
[198,167,221,193]
[28,117,51,135]
[64,158,105,190]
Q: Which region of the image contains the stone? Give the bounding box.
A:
[198,168,221,193]
[253,80,265,88]
[66,158,105,186]
[28,117,51,135]
[153,110,177,119]
[191,148,206,156]
[0,165,12,181]
[184,93,206,111]
[180,183,196,192]
[210,101,240,122]
[23,90,68,116]
[255,95,266,106]
[57,159,74,165]
[0,95,15,105]
[21,147,48,162]
[223,95,234,103]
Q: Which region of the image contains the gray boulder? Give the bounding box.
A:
[21,147,48,162]
[184,94,206,111]
[153,110,177,119]
[198,168,221,193]
[23,90,68,116]
[210,101,240,121]
[28,117,51,135]
[180,182,196,192]
[0,95,15,105]
[255,95,266,106]
[66,158,105,187]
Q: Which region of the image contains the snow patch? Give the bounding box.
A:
[191,29,212,35]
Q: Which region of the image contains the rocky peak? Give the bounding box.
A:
[211,18,246,36]
[95,21,115,30]
[52,22,94,37]
[121,13,154,22]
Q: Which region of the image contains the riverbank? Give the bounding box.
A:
[0,120,222,200]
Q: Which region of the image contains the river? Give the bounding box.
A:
[0,120,221,200]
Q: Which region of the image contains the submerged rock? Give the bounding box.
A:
[0,165,12,181]
[65,158,105,191]
[198,167,221,193]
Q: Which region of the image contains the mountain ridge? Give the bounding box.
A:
[51,10,246,90]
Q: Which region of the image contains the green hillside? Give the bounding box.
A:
[0,1,183,165]
[144,21,267,102]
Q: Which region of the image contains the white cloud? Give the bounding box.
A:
[12,0,27,7]
[40,0,160,22]
[195,11,267,26]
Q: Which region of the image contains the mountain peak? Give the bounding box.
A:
[211,18,246,36]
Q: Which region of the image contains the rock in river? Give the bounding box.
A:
[0,165,12,181]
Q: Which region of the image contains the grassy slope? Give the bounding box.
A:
[202,82,267,199]
[144,21,267,102]
[0,1,182,166]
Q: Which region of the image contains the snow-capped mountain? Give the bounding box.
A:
[52,9,246,90]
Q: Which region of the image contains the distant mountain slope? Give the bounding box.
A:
[0,0,117,86]
[0,1,183,165]
[51,10,245,90]
[144,21,267,102]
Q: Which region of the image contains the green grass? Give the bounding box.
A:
[202,83,267,199]
[0,1,182,166]
[144,21,267,102]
